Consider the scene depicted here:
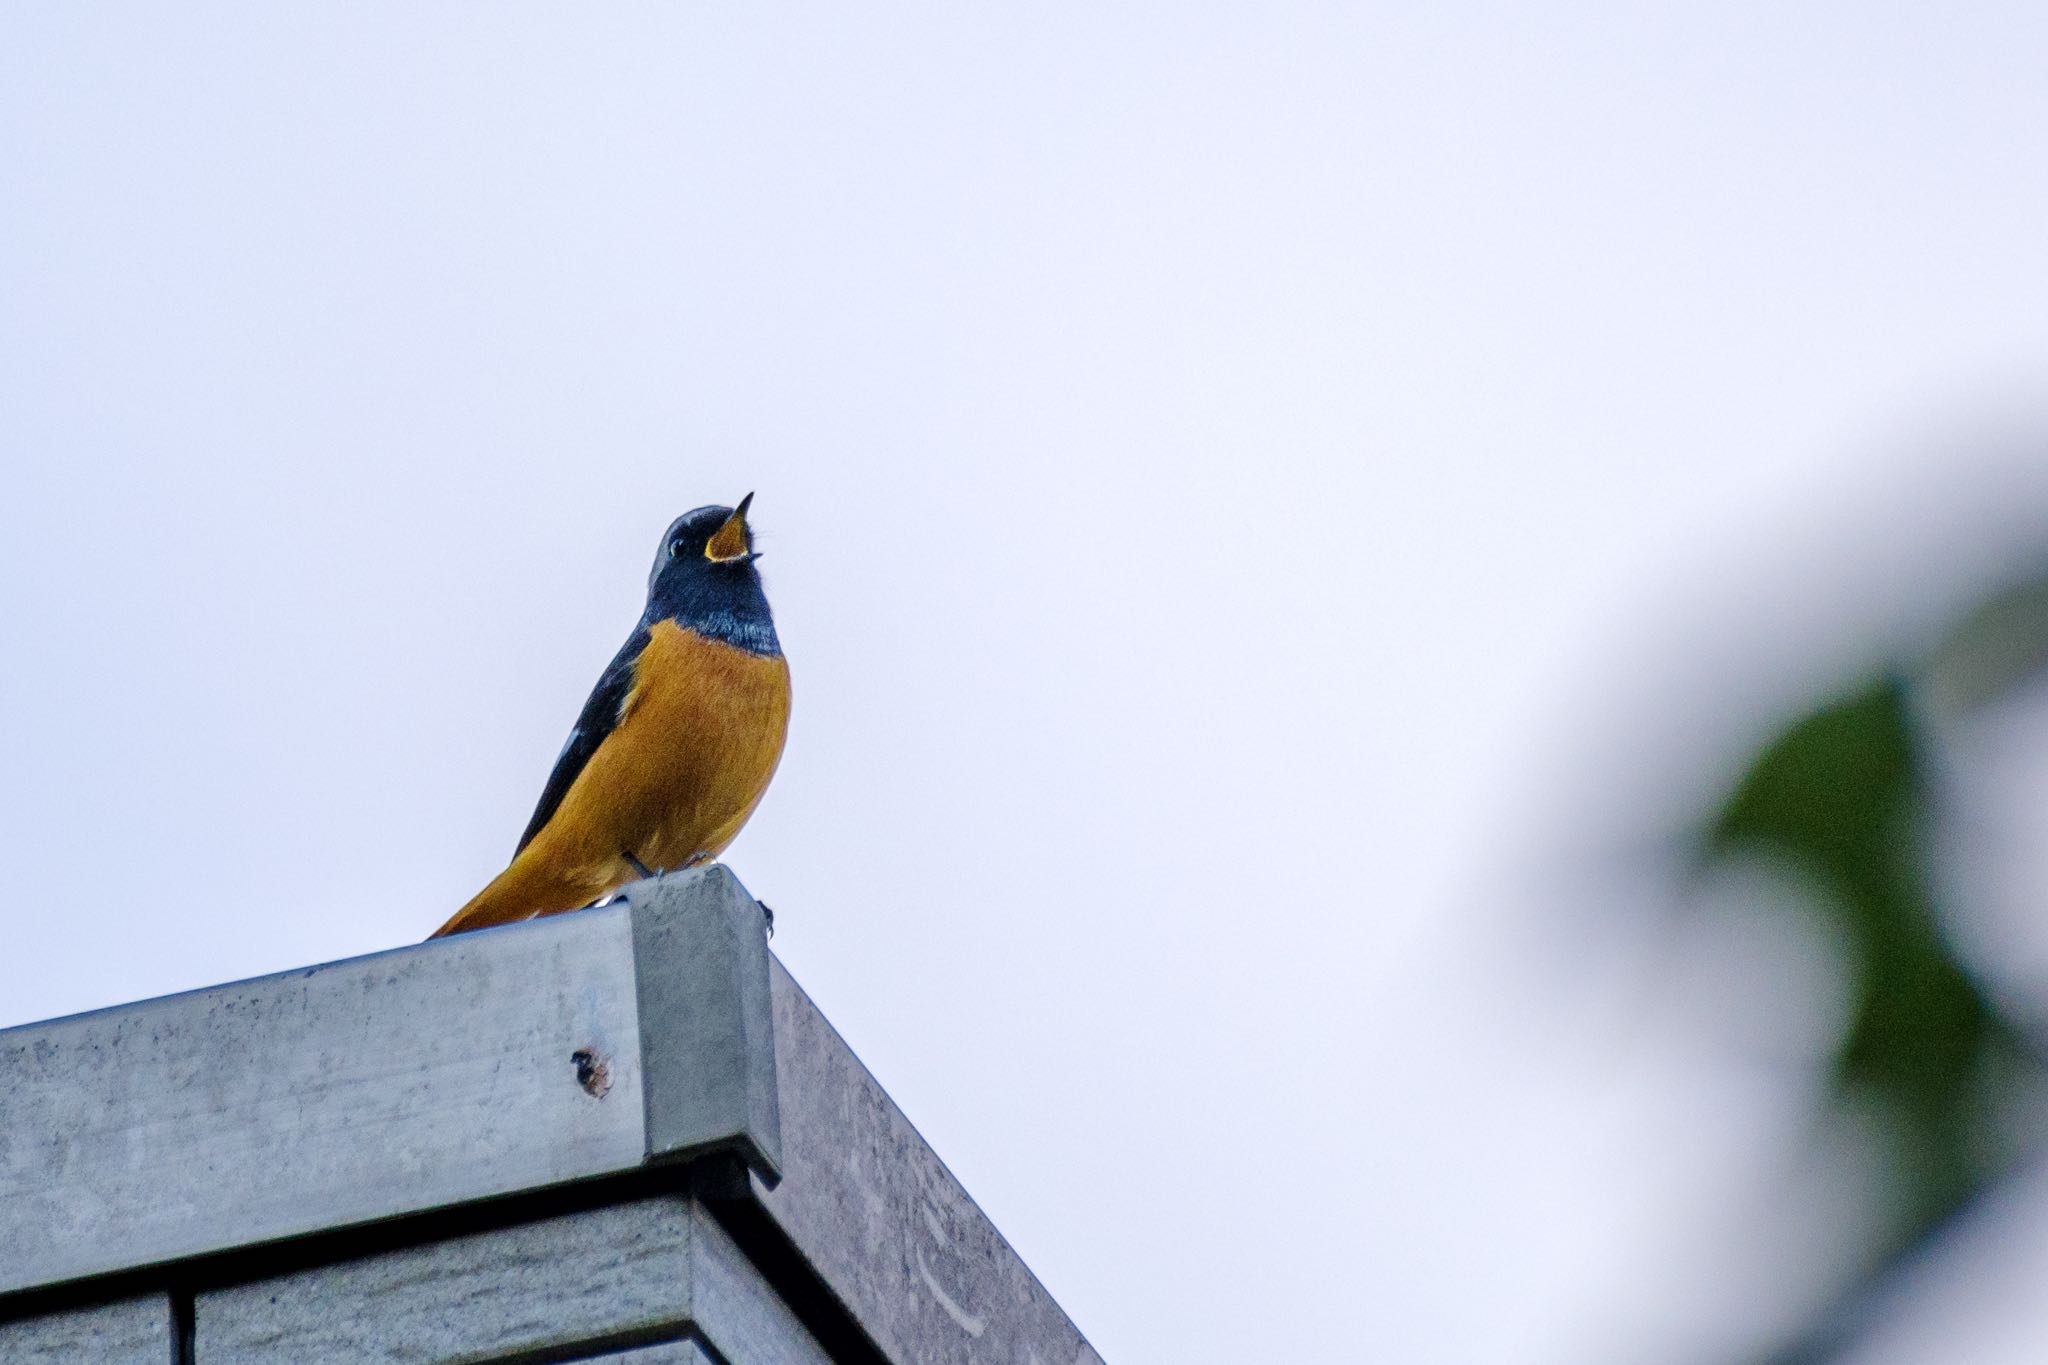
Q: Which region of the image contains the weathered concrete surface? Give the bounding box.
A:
[758,960,1104,1365]
[196,1195,825,1365]
[0,1293,174,1364]
[0,906,644,1297]
[594,1344,715,1365]
[198,1197,693,1364]
[0,866,1099,1364]
[627,868,782,1180]
[0,866,784,1299]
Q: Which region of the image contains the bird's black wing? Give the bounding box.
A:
[514,625,650,854]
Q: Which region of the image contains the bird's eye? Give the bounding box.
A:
[668,536,686,560]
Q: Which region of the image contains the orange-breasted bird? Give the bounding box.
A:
[432,496,790,938]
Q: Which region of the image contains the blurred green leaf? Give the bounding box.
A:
[1701,673,2040,1363]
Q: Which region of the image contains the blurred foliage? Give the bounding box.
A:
[1698,574,2048,1364]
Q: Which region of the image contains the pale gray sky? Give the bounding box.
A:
[7,6,2048,1362]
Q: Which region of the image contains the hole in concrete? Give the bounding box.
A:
[570,1048,611,1099]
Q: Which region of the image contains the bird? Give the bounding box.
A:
[432,496,790,938]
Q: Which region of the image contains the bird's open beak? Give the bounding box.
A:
[704,492,755,563]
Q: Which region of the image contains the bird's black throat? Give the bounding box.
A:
[646,562,781,657]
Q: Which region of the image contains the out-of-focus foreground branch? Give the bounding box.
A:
[1697,572,2048,1364]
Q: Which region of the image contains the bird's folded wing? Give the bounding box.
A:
[514,624,650,854]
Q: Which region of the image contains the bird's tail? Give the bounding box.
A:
[429,853,601,939]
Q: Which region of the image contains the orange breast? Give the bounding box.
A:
[528,619,791,886]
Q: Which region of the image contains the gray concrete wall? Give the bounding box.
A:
[0,867,1099,1364]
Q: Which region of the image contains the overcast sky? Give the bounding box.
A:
[7,7,2048,1362]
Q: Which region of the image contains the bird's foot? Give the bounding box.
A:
[623,851,655,879]
[757,901,775,939]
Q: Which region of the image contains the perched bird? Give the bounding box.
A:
[433,496,790,938]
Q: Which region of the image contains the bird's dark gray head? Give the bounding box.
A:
[643,494,780,656]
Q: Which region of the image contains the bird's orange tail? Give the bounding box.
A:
[430,855,601,939]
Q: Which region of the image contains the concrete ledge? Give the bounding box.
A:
[0,865,779,1298]
[195,1194,825,1365]
[629,870,783,1179]
[0,1293,174,1365]
[758,962,1105,1365]
[0,866,1099,1364]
